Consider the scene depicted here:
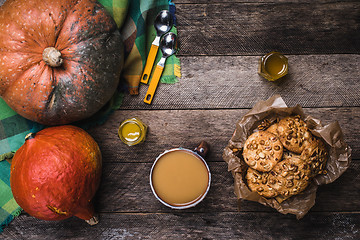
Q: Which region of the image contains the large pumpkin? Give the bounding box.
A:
[10,125,102,224]
[0,0,123,125]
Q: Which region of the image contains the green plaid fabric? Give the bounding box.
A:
[102,0,181,94]
[0,0,180,231]
[0,99,41,231]
[0,159,22,232]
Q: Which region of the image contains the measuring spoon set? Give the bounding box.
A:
[141,10,178,104]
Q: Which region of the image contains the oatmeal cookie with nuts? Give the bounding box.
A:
[282,150,301,159]
[246,168,279,198]
[300,138,328,177]
[243,131,283,172]
[269,155,311,199]
[266,123,279,136]
[277,116,315,154]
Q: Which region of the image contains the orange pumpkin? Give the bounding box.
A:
[10,125,102,224]
[0,0,123,125]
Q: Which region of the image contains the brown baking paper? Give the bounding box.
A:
[222,95,352,219]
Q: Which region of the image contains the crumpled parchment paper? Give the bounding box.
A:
[222,95,352,219]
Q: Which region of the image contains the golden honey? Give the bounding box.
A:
[151,150,210,207]
[259,52,288,81]
[118,118,147,146]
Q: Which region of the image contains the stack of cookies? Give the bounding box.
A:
[243,115,328,203]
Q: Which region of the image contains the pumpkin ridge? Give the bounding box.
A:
[0,0,123,125]
[0,60,40,96]
[1,57,45,98]
[18,28,46,51]
[55,0,118,50]
[0,47,43,54]
[0,22,45,53]
[53,1,80,51]
[58,29,120,54]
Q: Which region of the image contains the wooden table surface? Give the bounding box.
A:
[2,0,360,239]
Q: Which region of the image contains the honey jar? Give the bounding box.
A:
[118,118,147,146]
[258,51,288,81]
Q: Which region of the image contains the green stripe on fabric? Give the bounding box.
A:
[0,208,10,221]
[0,139,10,155]
[135,35,147,63]
[0,207,22,233]
[98,0,129,28]
[0,98,17,120]
[139,0,156,13]
[0,122,5,143]
[0,132,29,155]
[0,180,12,206]
[0,115,31,140]
[135,13,146,37]
[2,199,19,214]
[128,0,141,22]
[0,161,11,186]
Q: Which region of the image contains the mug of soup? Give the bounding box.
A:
[150,141,211,209]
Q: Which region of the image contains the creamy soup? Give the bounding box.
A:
[151,150,209,207]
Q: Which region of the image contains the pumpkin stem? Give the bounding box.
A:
[25,132,36,141]
[43,47,63,67]
[85,214,99,226]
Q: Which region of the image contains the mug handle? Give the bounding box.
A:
[194,141,210,158]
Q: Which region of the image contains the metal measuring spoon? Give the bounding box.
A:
[144,32,177,104]
[141,10,173,84]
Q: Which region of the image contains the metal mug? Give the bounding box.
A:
[149,141,211,209]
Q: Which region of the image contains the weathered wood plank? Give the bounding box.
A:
[88,107,359,162]
[2,1,358,56]
[2,161,358,237]
[3,212,360,239]
[120,55,360,109]
[175,0,357,3]
[94,160,359,213]
[175,2,360,55]
[0,1,358,239]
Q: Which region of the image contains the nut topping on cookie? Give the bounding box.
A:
[243,116,329,203]
[277,116,315,154]
[270,156,311,198]
[246,168,279,198]
[243,131,283,172]
[300,138,329,177]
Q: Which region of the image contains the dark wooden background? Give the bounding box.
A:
[2,0,360,239]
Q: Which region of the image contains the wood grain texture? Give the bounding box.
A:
[120,55,360,109]
[175,0,357,3]
[2,155,358,238]
[175,2,360,55]
[93,160,359,213]
[3,212,360,239]
[87,107,360,162]
[1,0,359,239]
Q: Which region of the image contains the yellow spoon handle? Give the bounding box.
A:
[143,64,164,104]
[141,42,160,84]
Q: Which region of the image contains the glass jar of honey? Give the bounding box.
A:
[118,118,147,146]
[258,51,288,81]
